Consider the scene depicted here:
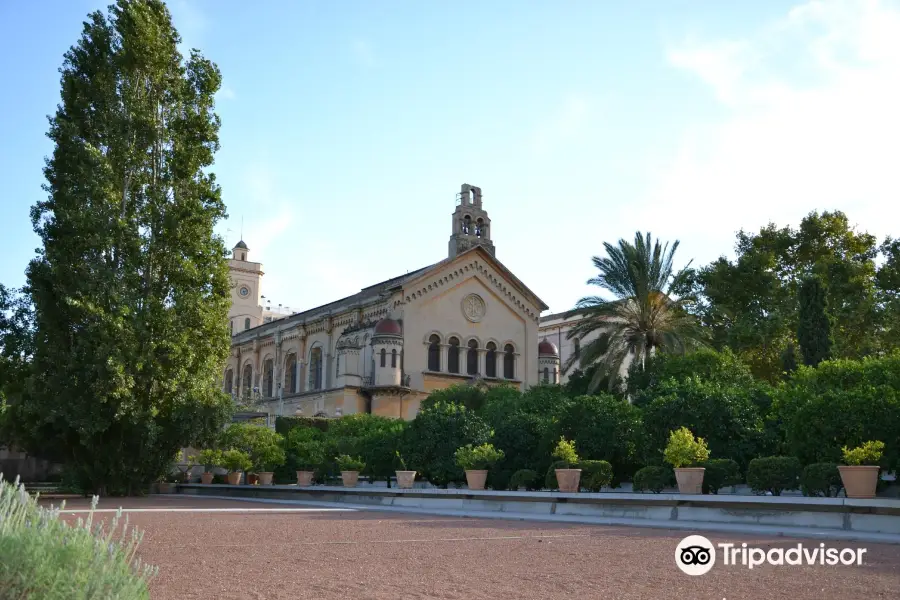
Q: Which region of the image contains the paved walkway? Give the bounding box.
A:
[55,495,900,599]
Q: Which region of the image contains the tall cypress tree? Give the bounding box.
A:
[797,275,832,367]
[17,0,232,494]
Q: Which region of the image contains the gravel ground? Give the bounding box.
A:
[54,496,900,600]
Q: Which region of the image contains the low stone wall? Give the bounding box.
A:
[177,484,900,540]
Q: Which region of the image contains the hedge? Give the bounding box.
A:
[274,416,330,436]
[633,466,674,493]
[800,463,843,498]
[747,456,802,496]
[700,458,741,494]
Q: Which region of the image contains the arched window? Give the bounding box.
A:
[427,334,441,371]
[573,337,580,358]
[485,342,497,378]
[503,344,515,379]
[475,218,484,238]
[466,340,478,375]
[242,364,252,397]
[543,367,549,383]
[380,348,386,367]
[264,359,274,397]
[285,353,297,394]
[244,317,251,330]
[463,215,471,234]
[241,252,246,261]
[448,337,460,373]
[309,347,323,391]
[224,369,233,394]
[391,348,397,368]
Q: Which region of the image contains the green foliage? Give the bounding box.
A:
[699,459,741,494]
[0,285,33,431]
[544,460,574,490]
[697,212,891,380]
[775,354,900,470]
[800,463,844,498]
[284,427,326,472]
[842,441,884,466]
[335,455,365,472]
[663,427,709,468]
[274,416,330,436]
[632,466,674,493]
[780,343,799,380]
[197,449,222,471]
[508,469,540,491]
[642,376,767,470]
[221,424,285,472]
[551,394,643,485]
[454,444,504,471]
[322,414,406,482]
[221,449,252,473]
[0,476,156,599]
[798,275,833,367]
[578,459,613,491]
[565,365,623,399]
[563,232,705,392]
[13,0,232,495]
[551,437,579,466]
[629,348,756,401]
[420,384,488,413]
[747,456,802,496]
[401,401,492,487]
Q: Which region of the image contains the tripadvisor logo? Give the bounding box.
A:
[675,535,867,575]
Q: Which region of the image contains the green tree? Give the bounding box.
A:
[797,275,832,367]
[564,232,704,392]
[0,285,33,412]
[11,0,232,494]
[698,211,886,379]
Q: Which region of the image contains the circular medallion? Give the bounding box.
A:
[239,286,250,298]
[462,293,486,322]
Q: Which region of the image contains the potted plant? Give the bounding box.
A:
[551,437,582,493]
[336,455,366,487]
[156,475,178,494]
[198,449,222,484]
[222,449,252,485]
[220,423,285,486]
[178,454,198,483]
[838,440,884,499]
[664,427,710,494]
[255,443,286,486]
[395,451,416,489]
[455,444,505,491]
[293,440,325,486]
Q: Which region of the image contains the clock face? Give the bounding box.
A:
[239,286,250,298]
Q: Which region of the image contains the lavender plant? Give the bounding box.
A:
[0,473,157,599]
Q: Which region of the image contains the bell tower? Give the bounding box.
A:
[448,183,495,259]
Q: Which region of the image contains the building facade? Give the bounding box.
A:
[223,184,562,420]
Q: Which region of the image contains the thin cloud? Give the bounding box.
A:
[640,0,900,258]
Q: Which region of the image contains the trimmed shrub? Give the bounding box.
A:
[579,460,613,492]
[400,401,492,487]
[544,460,572,490]
[335,455,365,472]
[633,466,674,493]
[747,456,802,496]
[274,416,330,436]
[0,475,157,599]
[508,469,540,491]
[220,423,285,472]
[775,354,900,471]
[455,444,504,471]
[663,427,709,468]
[700,459,741,494]
[801,463,843,498]
[842,440,884,466]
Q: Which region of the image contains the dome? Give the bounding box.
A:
[538,338,559,357]
[234,240,248,250]
[373,317,402,336]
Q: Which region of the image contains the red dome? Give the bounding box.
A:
[538,338,559,356]
[373,318,402,336]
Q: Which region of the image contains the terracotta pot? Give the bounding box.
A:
[555,469,582,493]
[341,471,359,487]
[465,469,488,490]
[839,465,880,499]
[200,472,214,485]
[296,471,315,486]
[257,472,274,485]
[396,470,416,489]
[674,467,705,494]
[247,473,259,485]
[226,471,242,485]
[157,482,173,494]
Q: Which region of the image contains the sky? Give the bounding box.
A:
[2,0,899,315]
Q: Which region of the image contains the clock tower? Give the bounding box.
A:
[227,240,265,335]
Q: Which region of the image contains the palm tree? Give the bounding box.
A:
[564,232,705,393]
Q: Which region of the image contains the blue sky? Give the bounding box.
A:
[2,1,899,314]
